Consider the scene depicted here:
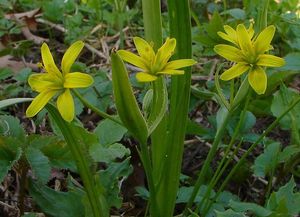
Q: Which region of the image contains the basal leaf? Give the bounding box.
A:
[271,85,300,130]
[89,142,130,163]
[25,147,51,184]
[215,209,246,217]
[0,115,25,141]
[266,177,300,215]
[252,142,281,177]
[99,158,133,208]
[0,137,22,183]
[29,180,84,217]
[94,118,127,146]
[229,200,272,216]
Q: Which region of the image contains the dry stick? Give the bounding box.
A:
[36,18,115,59]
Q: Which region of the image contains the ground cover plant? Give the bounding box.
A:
[0,0,300,216]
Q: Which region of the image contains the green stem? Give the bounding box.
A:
[196,94,250,214]
[183,108,232,216]
[265,167,275,203]
[47,104,107,217]
[191,9,201,29]
[155,0,193,216]
[141,0,162,47]
[257,0,269,31]
[72,90,122,125]
[138,141,160,217]
[141,0,164,216]
[209,97,300,210]
[202,139,243,216]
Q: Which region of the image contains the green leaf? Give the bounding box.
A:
[0,115,25,141]
[278,145,300,162]
[185,119,212,137]
[99,158,133,208]
[215,209,246,217]
[0,68,13,80]
[29,180,85,217]
[135,186,150,200]
[248,98,272,116]
[228,111,256,136]
[94,118,127,145]
[266,70,298,94]
[222,8,246,20]
[216,106,229,130]
[205,11,224,42]
[0,137,22,183]
[252,142,281,177]
[111,51,148,144]
[229,200,272,216]
[279,53,300,71]
[36,136,76,171]
[15,68,32,82]
[89,142,130,163]
[266,177,300,215]
[25,147,51,184]
[0,98,32,109]
[271,85,300,130]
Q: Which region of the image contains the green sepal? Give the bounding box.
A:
[111,50,148,144]
[147,78,168,135]
[232,77,250,109]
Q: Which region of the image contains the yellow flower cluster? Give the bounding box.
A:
[215,24,285,94]
[117,37,196,82]
[26,41,93,122]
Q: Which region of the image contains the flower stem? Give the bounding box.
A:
[72,89,122,125]
[47,104,108,217]
[141,0,164,216]
[209,96,300,211]
[183,107,231,216]
[196,93,251,214]
[156,0,193,216]
[183,108,232,216]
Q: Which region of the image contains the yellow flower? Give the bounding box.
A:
[117,37,196,82]
[26,41,93,122]
[214,24,285,95]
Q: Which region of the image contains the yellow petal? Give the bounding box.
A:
[154,38,176,67]
[26,90,57,117]
[254,25,275,54]
[117,50,148,70]
[133,37,155,62]
[222,25,238,45]
[257,54,285,67]
[41,43,62,78]
[157,69,184,75]
[61,41,84,75]
[136,72,157,82]
[214,44,244,62]
[164,59,196,70]
[217,31,237,45]
[247,23,254,39]
[57,89,74,122]
[28,73,63,92]
[237,24,255,56]
[248,67,267,95]
[220,63,250,81]
[64,72,94,88]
